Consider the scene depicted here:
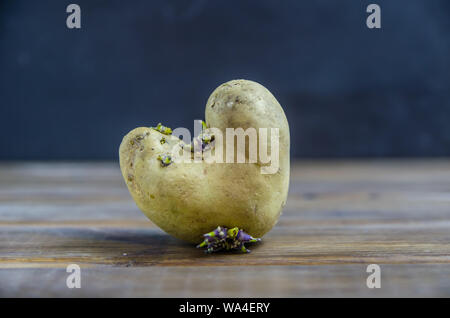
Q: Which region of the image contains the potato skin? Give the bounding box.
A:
[119,79,290,243]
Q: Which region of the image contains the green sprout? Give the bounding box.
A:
[157,153,173,167]
[160,137,166,145]
[152,123,172,135]
[197,226,261,253]
[201,132,212,144]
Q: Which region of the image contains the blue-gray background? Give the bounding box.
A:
[1,0,449,160]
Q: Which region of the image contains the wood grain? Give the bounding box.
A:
[0,160,449,297]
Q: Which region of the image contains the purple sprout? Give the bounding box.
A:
[196,226,261,253]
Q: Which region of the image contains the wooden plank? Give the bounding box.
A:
[1,264,449,297]
[0,160,449,297]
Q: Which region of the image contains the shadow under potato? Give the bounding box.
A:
[45,226,261,267]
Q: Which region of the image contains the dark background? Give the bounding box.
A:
[1,0,449,160]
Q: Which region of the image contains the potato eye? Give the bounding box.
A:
[157,153,173,167]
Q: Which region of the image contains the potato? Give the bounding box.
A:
[119,79,290,244]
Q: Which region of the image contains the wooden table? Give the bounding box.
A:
[0,160,449,297]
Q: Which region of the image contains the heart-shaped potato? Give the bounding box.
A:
[119,79,290,243]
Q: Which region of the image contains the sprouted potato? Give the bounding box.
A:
[119,80,290,251]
